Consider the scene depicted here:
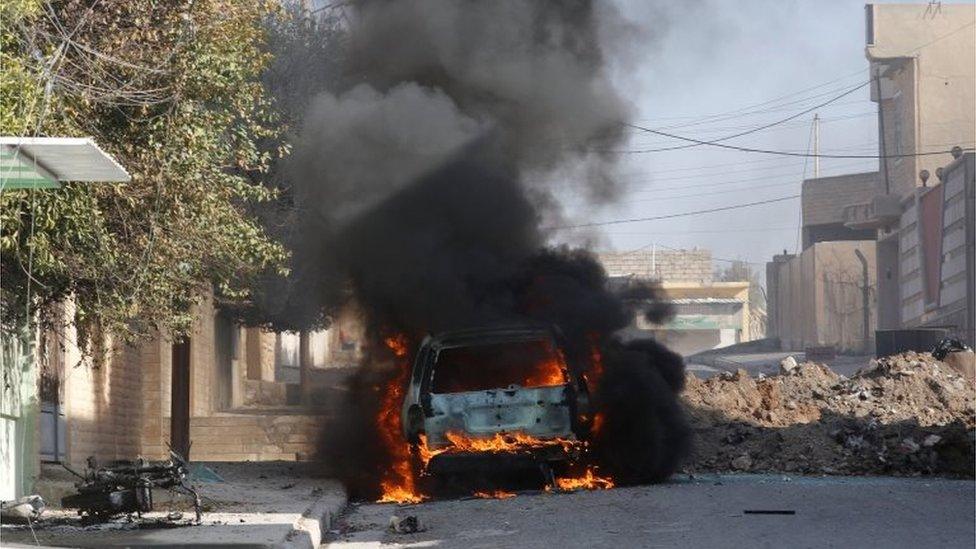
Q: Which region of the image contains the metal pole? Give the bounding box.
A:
[813,113,820,178]
[651,243,656,277]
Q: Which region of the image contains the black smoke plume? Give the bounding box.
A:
[273,0,689,497]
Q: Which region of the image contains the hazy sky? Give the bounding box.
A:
[558,0,885,271]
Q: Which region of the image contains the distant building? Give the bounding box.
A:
[766,174,880,352]
[768,3,976,352]
[766,241,877,353]
[599,249,752,356]
[801,172,879,249]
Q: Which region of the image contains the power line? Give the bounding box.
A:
[630,110,874,136]
[555,194,800,229]
[622,124,973,158]
[596,79,873,155]
[634,68,871,130]
[621,159,874,189]
[603,226,796,236]
[625,21,974,132]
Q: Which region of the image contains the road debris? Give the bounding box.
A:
[743,509,796,515]
[0,495,45,524]
[684,352,975,476]
[389,514,424,534]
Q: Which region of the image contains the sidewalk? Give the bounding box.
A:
[1,462,346,548]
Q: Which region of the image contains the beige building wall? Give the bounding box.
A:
[868,3,976,196]
[245,327,276,382]
[49,295,327,468]
[54,300,158,469]
[768,241,877,352]
[864,4,975,333]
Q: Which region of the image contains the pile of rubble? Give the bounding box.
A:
[682,352,975,477]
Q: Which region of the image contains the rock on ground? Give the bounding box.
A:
[682,352,975,477]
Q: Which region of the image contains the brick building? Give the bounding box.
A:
[598,249,712,282]
[24,294,367,495]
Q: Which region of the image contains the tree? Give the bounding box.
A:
[716,260,766,311]
[224,3,348,332]
[0,0,288,342]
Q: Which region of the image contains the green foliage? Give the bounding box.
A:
[717,260,766,310]
[1,0,288,342]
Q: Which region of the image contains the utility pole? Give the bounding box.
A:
[813,113,821,178]
[854,249,871,353]
[651,243,656,277]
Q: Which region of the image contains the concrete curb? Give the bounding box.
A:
[277,485,348,549]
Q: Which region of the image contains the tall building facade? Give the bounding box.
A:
[843,3,975,343]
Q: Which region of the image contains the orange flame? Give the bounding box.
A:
[419,431,579,466]
[377,334,426,504]
[376,333,616,503]
[384,334,409,358]
[553,467,615,491]
[591,412,606,437]
[521,357,567,387]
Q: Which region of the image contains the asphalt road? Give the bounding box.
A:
[324,474,975,549]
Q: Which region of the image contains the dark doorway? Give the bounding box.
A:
[171,338,191,459]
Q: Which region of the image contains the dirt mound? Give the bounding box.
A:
[683,352,975,477]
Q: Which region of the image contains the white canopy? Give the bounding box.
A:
[1,136,130,190]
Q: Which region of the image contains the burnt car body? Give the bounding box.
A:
[401,324,591,475]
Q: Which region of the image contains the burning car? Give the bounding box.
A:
[400,324,592,480]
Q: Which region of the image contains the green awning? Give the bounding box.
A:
[1,149,60,189]
[1,137,130,191]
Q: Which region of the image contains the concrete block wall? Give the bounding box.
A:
[599,249,712,282]
[190,298,216,417]
[187,414,324,462]
[52,293,331,467]
[61,332,147,469]
[802,172,880,227]
[139,338,169,460]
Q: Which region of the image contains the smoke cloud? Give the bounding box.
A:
[277,0,689,497]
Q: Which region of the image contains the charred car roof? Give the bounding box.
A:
[424,323,559,350]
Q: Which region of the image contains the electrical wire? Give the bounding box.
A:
[621,123,974,158]
[590,79,873,155]
[555,194,800,230]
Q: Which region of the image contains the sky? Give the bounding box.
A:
[556,0,885,272]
